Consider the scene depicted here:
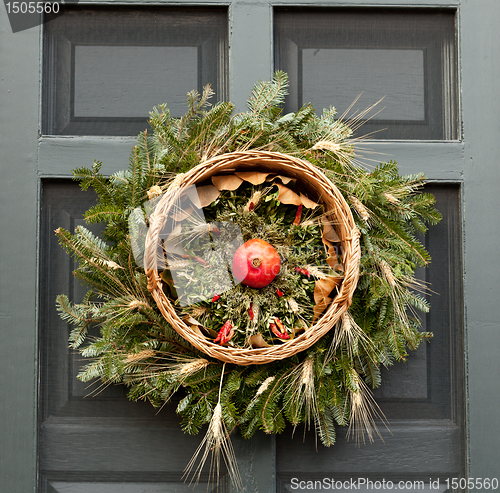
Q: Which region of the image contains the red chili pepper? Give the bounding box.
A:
[193,256,208,266]
[270,317,290,340]
[248,201,255,211]
[214,320,234,344]
[248,304,254,320]
[276,289,284,297]
[295,266,311,278]
[293,204,303,226]
[211,294,220,302]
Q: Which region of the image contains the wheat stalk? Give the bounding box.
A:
[288,298,300,314]
[349,195,370,223]
[288,356,318,430]
[384,192,399,204]
[256,376,276,396]
[347,369,386,445]
[183,363,242,490]
[243,190,263,212]
[305,264,328,280]
[176,358,211,378]
[189,305,209,319]
[125,349,156,364]
[379,259,396,288]
[128,299,151,310]
[326,311,376,364]
[147,185,163,200]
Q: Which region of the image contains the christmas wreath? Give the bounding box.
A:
[56,72,441,487]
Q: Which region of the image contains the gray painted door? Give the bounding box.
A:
[2,1,500,492]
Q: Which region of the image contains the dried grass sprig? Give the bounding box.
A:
[288,356,318,430]
[183,363,242,490]
[347,369,387,445]
[326,312,376,365]
[349,195,370,223]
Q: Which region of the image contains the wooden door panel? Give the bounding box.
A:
[276,185,465,489]
[39,181,229,492]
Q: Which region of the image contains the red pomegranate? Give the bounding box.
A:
[232,239,281,288]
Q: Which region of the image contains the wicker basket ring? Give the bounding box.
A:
[144,150,361,365]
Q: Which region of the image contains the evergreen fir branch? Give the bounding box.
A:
[55,72,442,452]
[128,143,142,207]
[84,202,124,224]
[73,161,113,202]
[357,354,382,389]
[55,226,131,298]
[56,293,102,348]
[315,405,337,447]
[247,71,289,117]
[177,85,215,139]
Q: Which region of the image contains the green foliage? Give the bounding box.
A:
[55,72,440,447]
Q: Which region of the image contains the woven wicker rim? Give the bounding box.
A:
[145,150,361,365]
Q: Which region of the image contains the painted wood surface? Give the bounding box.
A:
[2,0,500,491]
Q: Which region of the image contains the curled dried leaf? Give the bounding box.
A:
[313,296,332,322]
[189,325,205,338]
[275,175,294,185]
[235,171,271,185]
[199,326,219,339]
[161,239,186,257]
[299,193,319,209]
[196,184,221,208]
[183,314,203,326]
[291,325,306,337]
[326,256,344,273]
[313,277,343,321]
[275,183,302,206]
[322,217,341,243]
[313,276,343,305]
[212,174,243,191]
[248,333,271,348]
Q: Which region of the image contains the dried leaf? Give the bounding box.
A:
[248,333,271,348]
[275,183,302,206]
[322,217,341,243]
[196,185,220,208]
[185,318,218,340]
[189,325,207,339]
[314,277,343,304]
[199,325,219,339]
[166,223,182,242]
[275,175,294,185]
[326,256,339,269]
[300,193,319,209]
[212,174,243,191]
[235,171,271,185]
[162,237,186,257]
[313,296,332,322]
[183,314,203,326]
[326,255,344,274]
[291,326,306,337]
[164,245,187,259]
